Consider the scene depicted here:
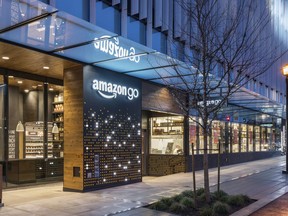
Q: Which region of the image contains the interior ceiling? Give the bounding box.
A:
[0,41,81,92]
[0,41,81,80]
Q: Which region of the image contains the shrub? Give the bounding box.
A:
[169,202,186,214]
[198,192,207,202]
[181,190,194,198]
[227,195,246,207]
[172,194,184,202]
[199,206,213,216]
[149,201,167,211]
[212,201,230,215]
[196,188,205,196]
[180,197,195,208]
[159,197,173,206]
[212,190,229,202]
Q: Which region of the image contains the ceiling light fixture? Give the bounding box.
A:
[43,66,50,70]
[2,56,9,60]
[17,81,23,84]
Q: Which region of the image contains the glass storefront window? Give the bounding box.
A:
[0,76,4,161]
[248,125,253,152]
[9,77,44,160]
[255,126,260,151]
[150,116,183,155]
[232,123,239,153]
[261,127,268,151]
[212,121,224,154]
[189,120,197,154]
[241,124,247,152]
[49,84,64,158]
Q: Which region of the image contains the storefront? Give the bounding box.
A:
[0,0,284,191]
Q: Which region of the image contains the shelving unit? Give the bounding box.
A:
[25,122,53,158]
[52,100,64,158]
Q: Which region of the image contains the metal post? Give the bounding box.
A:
[217,139,221,192]
[283,76,288,174]
[191,143,197,206]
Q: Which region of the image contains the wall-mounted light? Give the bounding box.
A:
[16,121,24,132]
[52,123,59,134]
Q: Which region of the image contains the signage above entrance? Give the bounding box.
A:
[92,79,139,101]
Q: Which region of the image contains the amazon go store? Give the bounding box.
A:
[0,2,281,192]
[0,43,187,192]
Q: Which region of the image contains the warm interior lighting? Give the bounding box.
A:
[2,56,9,60]
[283,65,288,76]
[16,121,24,132]
[49,88,54,91]
[8,76,14,78]
[24,89,29,93]
[52,123,59,134]
[43,66,50,70]
[17,80,23,84]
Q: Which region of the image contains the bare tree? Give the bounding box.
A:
[157,0,287,202]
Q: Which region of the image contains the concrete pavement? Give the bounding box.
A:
[0,155,287,215]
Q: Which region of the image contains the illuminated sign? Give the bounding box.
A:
[93,35,140,63]
[197,99,221,107]
[92,79,139,101]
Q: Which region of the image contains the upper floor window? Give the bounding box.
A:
[96,1,121,34]
[127,16,146,45]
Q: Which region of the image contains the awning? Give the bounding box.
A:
[0,0,285,120]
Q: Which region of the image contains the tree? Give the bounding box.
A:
[158,0,287,202]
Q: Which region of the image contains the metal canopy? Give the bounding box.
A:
[0,0,284,120]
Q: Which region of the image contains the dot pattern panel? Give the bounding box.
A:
[83,66,142,190]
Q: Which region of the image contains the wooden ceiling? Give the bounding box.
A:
[0,41,81,80]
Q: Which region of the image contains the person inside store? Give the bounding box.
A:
[173,145,183,155]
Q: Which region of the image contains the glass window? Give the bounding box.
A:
[261,127,268,151]
[240,124,247,152]
[49,84,64,158]
[170,40,184,61]
[96,1,121,34]
[127,16,146,45]
[0,76,4,161]
[152,29,167,53]
[255,126,260,151]
[189,119,197,154]
[150,116,183,155]
[248,125,253,152]
[9,77,44,160]
[231,123,239,153]
[55,0,89,21]
[211,121,224,154]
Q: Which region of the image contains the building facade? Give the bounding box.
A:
[0,0,286,191]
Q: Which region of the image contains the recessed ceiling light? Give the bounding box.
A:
[32,85,37,89]
[49,88,54,91]
[2,56,9,60]
[8,76,14,78]
[17,80,23,84]
[38,84,42,87]
[24,89,29,93]
[43,66,49,70]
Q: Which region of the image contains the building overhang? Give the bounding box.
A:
[0,0,285,120]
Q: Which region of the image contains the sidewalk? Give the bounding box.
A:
[0,156,287,216]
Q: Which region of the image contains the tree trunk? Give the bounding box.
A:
[203,122,211,202]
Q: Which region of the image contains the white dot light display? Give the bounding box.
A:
[83,68,141,190]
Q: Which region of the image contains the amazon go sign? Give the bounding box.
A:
[92,79,139,101]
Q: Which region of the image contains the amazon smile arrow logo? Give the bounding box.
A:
[92,79,139,101]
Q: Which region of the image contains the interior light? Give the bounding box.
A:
[52,123,59,134]
[17,80,23,84]
[8,76,14,78]
[43,66,50,70]
[38,84,42,87]
[24,89,29,93]
[16,121,24,132]
[49,88,54,91]
[2,56,9,60]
